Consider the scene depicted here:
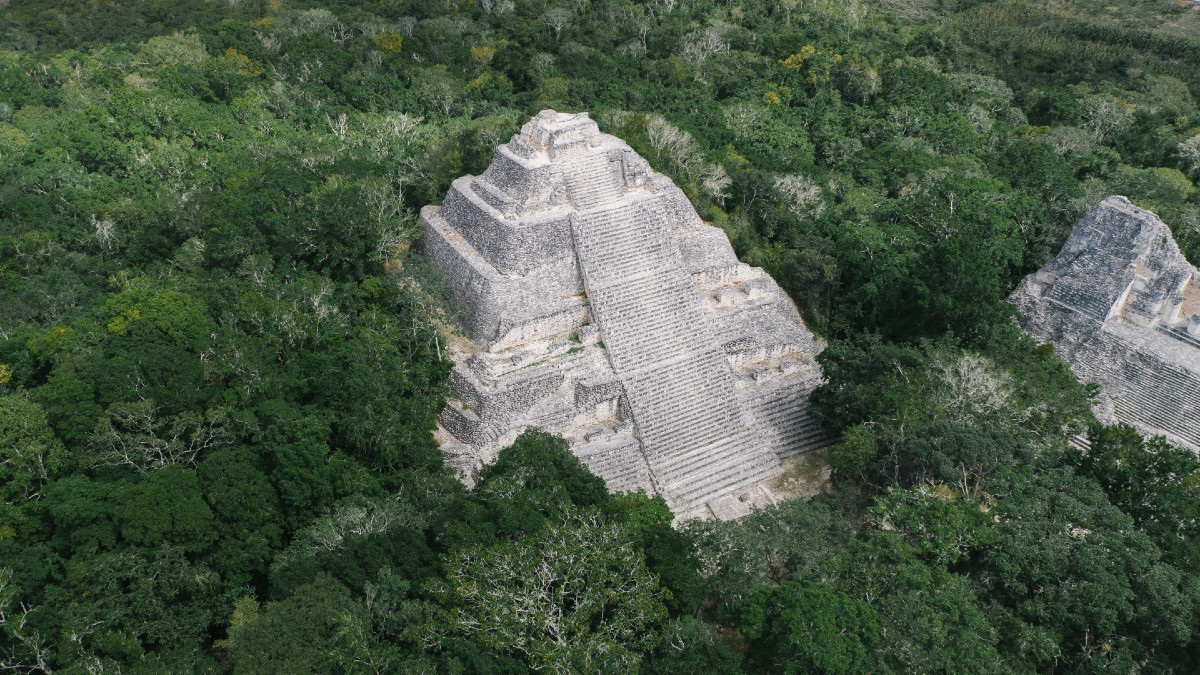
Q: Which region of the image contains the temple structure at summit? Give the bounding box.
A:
[420,110,829,519]
[1011,196,1200,453]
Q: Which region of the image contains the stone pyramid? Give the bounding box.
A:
[420,110,829,519]
[1011,196,1200,452]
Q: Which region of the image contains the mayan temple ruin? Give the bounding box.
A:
[1012,196,1200,453]
[419,110,828,519]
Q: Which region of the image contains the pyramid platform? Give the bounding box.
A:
[1011,196,1200,453]
[421,110,830,519]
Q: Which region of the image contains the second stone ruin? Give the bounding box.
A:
[420,110,829,519]
[1011,196,1200,453]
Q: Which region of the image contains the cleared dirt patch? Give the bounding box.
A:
[768,448,833,499]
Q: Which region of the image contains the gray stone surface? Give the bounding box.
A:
[1011,196,1200,452]
[421,110,830,519]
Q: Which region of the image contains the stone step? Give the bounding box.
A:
[577,438,652,494]
[1153,361,1200,393]
[470,178,515,213]
[632,388,737,453]
[586,274,708,372]
[1161,325,1200,350]
[765,412,830,457]
[625,353,742,450]
[1111,364,1200,448]
[1046,281,1113,321]
[572,203,674,286]
[656,432,782,510]
[567,170,770,511]
[667,456,781,512]
[628,374,736,435]
[570,182,626,212]
[650,429,758,485]
[564,158,627,210]
[1114,396,1200,448]
[1138,360,1200,412]
[746,383,832,457]
[438,401,501,446]
[639,412,735,462]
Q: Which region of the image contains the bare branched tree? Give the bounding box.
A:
[543,8,573,41]
[934,354,1017,426]
[1178,135,1200,175]
[430,509,666,672]
[326,112,349,141]
[1081,94,1134,144]
[91,214,116,252]
[723,102,765,141]
[780,0,800,25]
[1,568,54,673]
[775,174,826,219]
[644,114,730,202]
[328,21,355,45]
[679,26,729,77]
[89,401,232,472]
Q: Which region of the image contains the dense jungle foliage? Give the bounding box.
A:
[2,0,1200,672]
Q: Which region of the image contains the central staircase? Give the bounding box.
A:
[566,159,783,512]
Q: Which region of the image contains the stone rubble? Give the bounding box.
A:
[1011,196,1200,453]
[420,110,830,519]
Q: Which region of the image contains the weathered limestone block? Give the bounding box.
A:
[574,378,625,409]
[479,145,565,207]
[420,110,830,519]
[441,180,577,275]
[1011,196,1200,453]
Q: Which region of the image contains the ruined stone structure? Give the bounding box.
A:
[420,111,828,519]
[1012,196,1200,453]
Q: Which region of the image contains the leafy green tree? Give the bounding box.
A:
[442,428,611,547]
[995,139,1082,266]
[110,466,217,554]
[643,617,743,675]
[40,475,121,554]
[614,492,707,615]
[1075,425,1200,568]
[839,532,1008,674]
[887,422,1028,498]
[269,493,433,598]
[224,574,377,675]
[835,170,1026,341]
[827,424,879,485]
[34,545,226,670]
[196,447,285,587]
[737,581,879,675]
[28,359,105,451]
[0,395,69,503]
[684,497,855,614]
[865,485,996,567]
[1107,164,1196,222]
[260,410,338,531]
[810,333,930,435]
[978,468,1199,671]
